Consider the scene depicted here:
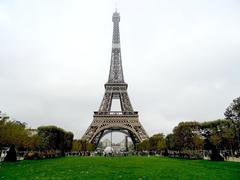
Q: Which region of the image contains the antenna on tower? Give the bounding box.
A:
[115,1,118,12]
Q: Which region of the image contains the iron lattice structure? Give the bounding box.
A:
[82,11,148,146]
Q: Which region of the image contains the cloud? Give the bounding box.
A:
[0,0,240,140]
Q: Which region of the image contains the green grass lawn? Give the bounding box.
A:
[0,156,239,180]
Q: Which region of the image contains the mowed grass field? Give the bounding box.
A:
[0,156,240,180]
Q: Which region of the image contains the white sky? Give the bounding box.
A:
[0,0,240,139]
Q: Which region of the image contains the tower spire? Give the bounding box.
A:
[115,1,118,12]
[108,11,124,83]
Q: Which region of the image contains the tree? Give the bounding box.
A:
[200,119,237,152]
[224,96,240,148]
[72,140,81,151]
[0,119,30,149]
[64,132,74,152]
[149,133,166,152]
[0,113,73,152]
[209,134,221,148]
[79,140,87,152]
[136,139,150,151]
[37,126,73,152]
[165,134,175,150]
[171,121,205,151]
[225,97,240,122]
[192,134,204,150]
[72,140,94,152]
[221,127,235,154]
[86,143,94,151]
[25,134,41,151]
[173,122,200,150]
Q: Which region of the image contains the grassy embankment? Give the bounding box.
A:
[0,156,240,179]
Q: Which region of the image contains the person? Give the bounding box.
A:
[0,150,7,162]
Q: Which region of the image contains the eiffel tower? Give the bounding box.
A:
[82,10,148,146]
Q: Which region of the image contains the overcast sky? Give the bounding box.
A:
[1,0,240,140]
